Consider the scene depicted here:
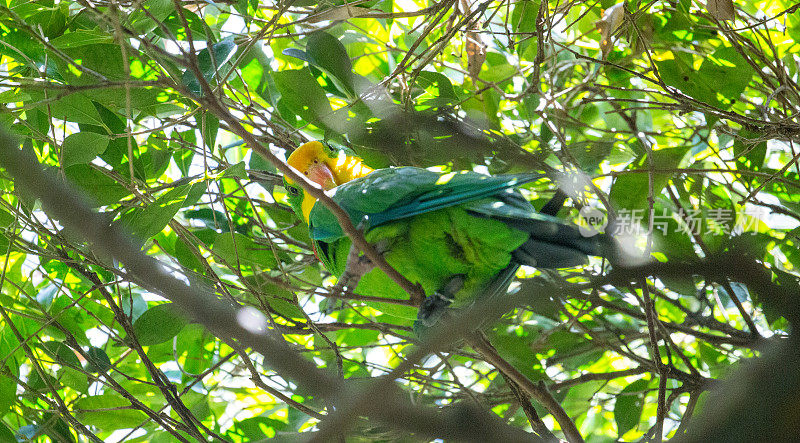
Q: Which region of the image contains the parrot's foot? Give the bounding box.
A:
[323,239,389,315]
[413,275,466,335]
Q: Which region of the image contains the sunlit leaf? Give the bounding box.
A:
[132,303,189,346]
[272,68,334,128]
[614,378,649,437]
[306,31,356,98]
[74,395,149,430]
[62,132,109,167]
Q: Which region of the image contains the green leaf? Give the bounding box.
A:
[336,329,379,347]
[649,198,699,260]
[185,209,228,230]
[282,48,312,64]
[656,47,751,111]
[212,233,277,268]
[610,148,685,211]
[201,112,220,149]
[132,303,189,346]
[660,273,697,295]
[698,342,728,378]
[183,390,212,421]
[62,132,110,167]
[119,182,207,241]
[36,280,62,310]
[58,366,89,393]
[158,9,208,41]
[614,378,649,437]
[38,6,70,40]
[306,31,355,98]
[27,369,59,392]
[74,394,149,430]
[222,161,247,179]
[733,128,766,169]
[249,151,276,173]
[0,422,14,442]
[173,237,204,271]
[272,68,334,128]
[50,29,114,49]
[0,374,16,413]
[416,71,457,103]
[33,93,104,125]
[63,164,131,207]
[0,209,14,228]
[0,89,30,104]
[233,416,287,439]
[0,330,23,378]
[86,346,113,373]
[182,37,238,96]
[268,296,305,320]
[172,130,196,175]
[656,51,718,106]
[511,0,540,36]
[83,86,160,112]
[175,324,212,375]
[562,380,606,417]
[40,340,81,368]
[697,46,753,101]
[141,136,172,179]
[127,0,173,34]
[41,413,75,443]
[25,108,50,136]
[483,53,517,83]
[571,140,614,172]
[488,328,548,383]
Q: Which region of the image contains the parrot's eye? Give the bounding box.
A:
[287,186,300,196]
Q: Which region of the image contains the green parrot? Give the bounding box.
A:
[283,141,611,328]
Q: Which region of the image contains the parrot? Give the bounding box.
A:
[283,141,612,328]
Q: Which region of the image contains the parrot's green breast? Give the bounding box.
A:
[321,206,527,319]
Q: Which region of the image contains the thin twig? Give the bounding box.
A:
[466,331,584,443]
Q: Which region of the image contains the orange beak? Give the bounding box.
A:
[307,162,336,190]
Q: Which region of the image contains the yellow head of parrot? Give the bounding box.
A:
[285,141,373,223]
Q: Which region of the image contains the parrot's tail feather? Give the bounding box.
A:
[495,188,531,208]
[482,264,519,300]
[539,189,568,216]
[512,239,589,268]
[497,214,615,261]
[472,264,520,331]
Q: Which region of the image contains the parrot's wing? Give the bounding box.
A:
[309,167,544,241]
[367,171,543,227]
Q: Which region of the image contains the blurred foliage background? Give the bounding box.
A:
[1,0,800,441]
